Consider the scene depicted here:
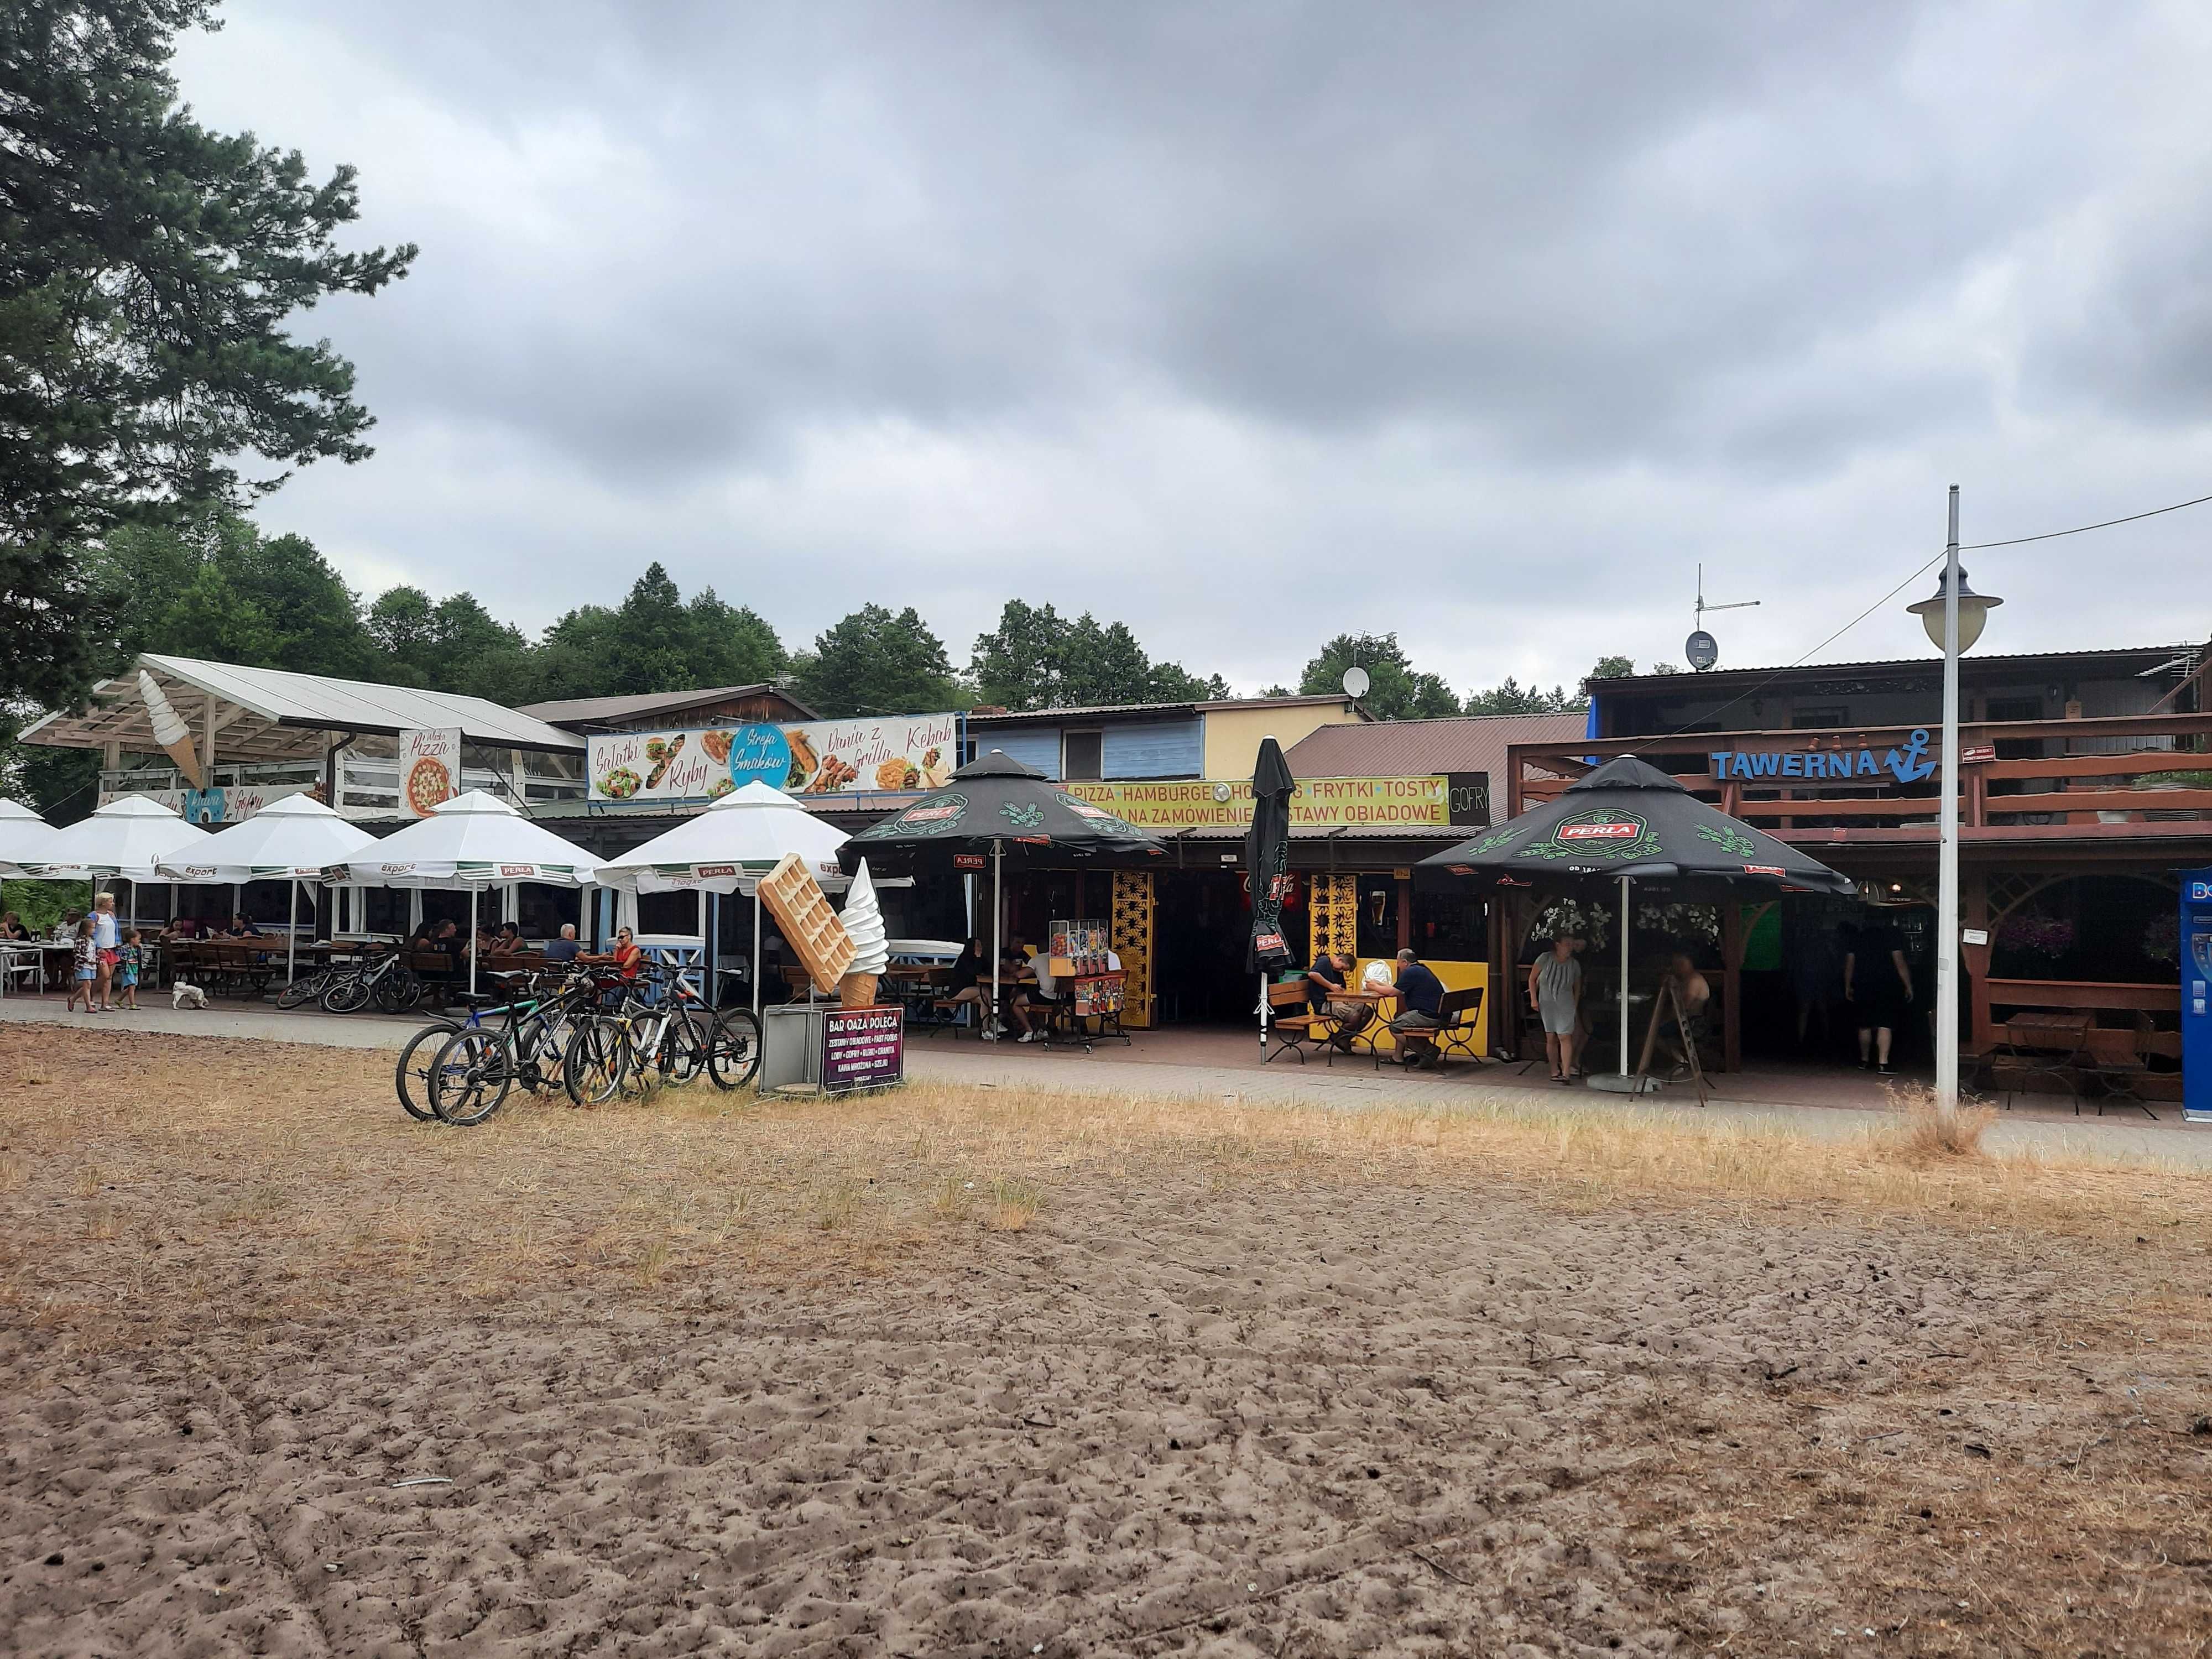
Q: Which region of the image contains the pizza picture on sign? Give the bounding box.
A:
[405,755,452,816]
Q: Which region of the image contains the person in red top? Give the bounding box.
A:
[583,925,644,982]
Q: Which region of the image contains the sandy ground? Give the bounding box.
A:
[2,1027,2209,1657]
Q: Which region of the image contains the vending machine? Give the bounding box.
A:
[2183,869,2212,1123]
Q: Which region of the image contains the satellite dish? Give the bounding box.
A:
[1342,665,1370,700]
[1686,630,1719,672]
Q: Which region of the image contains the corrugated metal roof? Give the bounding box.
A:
[519,684,813,726]
[19,653,584,757]
[1595,643,2195,693]
[965,693,1360,725]
[1283,712,1587,780]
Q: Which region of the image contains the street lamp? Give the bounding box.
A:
[1905,486,2003,1122]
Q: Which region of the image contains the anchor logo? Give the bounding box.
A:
[1885,728,1936,784]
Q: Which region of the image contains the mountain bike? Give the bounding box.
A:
[323,945,425,1015]
[275,962,337,1009]
[430,968,602,1126]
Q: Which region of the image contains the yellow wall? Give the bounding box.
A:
[1343,958,1488,1054]
[1201,702,1361,781]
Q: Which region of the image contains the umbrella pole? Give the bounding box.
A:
[753,889,762,1015]
[1618,873,1631,1077]
[1259,971,1267,1058]
[469,886,478,998]
[991,839,1002,1039]
[287,879,298,986]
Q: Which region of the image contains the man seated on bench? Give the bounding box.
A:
[1304,951,1371,1040]
[941,937,988,1027]
[1387,948,1447,1069]
[1009,940,1063,1044]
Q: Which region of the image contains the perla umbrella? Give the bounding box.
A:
[324,790,599,997]
[156,792,377,984]
[838,750,1167,1036]
[0,799,60,879]
[1245,737,1297,1058]
[1420,755,1854,1091]
[592,780,854,1012]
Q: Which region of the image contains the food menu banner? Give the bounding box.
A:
[822,1005,905,1093]
[1063,776,1451,830]
[399,728,462,818]
[587,714,961,804]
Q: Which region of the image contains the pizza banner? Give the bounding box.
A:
[399,728,462,818]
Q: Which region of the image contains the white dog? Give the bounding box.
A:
[171,978,208,1010]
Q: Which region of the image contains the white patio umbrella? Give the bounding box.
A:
[29,794,210,883]
[324,790,598,996]
[0,799,61,879]
[155,793,377,984]
[591,780,852,1012]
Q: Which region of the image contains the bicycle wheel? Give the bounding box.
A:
[323,971,372,1015]
[374,966,424,1015]
[394,1020,462,1121]
[563,1020,631,1107]
[431,1028,514,1126]
[658,1016,707,1085]
[276,968,330,1010]
[706,1006,762,1091]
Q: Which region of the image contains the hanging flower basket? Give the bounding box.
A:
[1996,914,2075,959]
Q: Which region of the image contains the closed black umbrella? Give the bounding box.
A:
[839,750,1167,1034]
[1420,755,1854,1088]
[1245,737,1296,1057]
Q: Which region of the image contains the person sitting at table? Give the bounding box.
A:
[1303,951,1373,1039]
[542,923,582,964]
[1386,947,1447,1069]
[226,912,262,938]
[581,925,645,982]
[486,922,525,957]
[941,937,989,1026]
[0,911,29,941]
[51,910,82,942]
[159,916,196,943]
[1009,941,1064,1044]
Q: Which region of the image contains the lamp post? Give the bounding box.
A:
[1906,485,2002,1121]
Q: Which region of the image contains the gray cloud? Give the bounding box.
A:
[175,0,2212,692]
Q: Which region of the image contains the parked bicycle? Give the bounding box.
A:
[562,969,761,1104]
[322,944,425,1015]
[430,967,603,1126]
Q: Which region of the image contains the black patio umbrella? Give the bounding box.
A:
[1419,755,1854,1088]
[1245,736,1297,1056]
[838,750,1167,1033]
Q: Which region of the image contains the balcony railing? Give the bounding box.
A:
[1507,711,2212,839]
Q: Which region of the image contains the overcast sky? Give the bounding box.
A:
[174,2,2212,697]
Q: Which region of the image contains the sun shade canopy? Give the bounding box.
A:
[0,799,60,879]
[592,780,853,894]
[837,749,1167,874]
[154,792,378,883]
[322,790,598,888]
[18,653,585,765]
[1418,755,1855,895]
[27,795,211,881]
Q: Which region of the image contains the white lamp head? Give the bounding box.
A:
[1907,564,2001,653]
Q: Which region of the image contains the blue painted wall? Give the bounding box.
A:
[1102,719,1202,779]
[973,728,1061,779]
[967,717,1203,781]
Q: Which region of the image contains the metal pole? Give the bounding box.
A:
[1619,873,1631,1077]
[286,878,297,985]
[1936,484,1962,1122]
[469,886,478,997]
[991,839,1003,1039]
[752,886,763,1015]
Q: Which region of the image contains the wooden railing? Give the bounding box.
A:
[1508,712,2212,837]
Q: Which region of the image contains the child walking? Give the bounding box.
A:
[65,917,98,1014]
[116,928,143,1011]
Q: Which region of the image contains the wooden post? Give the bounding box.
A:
[1721,901,1745,1073]
[1395,872,1412,954]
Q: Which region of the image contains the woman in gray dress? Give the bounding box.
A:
[1525,935,1584,1082]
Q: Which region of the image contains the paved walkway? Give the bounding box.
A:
[4,996,2206,1167]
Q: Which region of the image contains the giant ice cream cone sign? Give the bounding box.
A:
[837,858,890,1008]
[140,671,204,790]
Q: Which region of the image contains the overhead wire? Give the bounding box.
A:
[1625,482,2212,753]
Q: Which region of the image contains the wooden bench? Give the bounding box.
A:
[1263,979,1334,1063]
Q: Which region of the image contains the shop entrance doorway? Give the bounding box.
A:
[1150,869,1313,1025]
